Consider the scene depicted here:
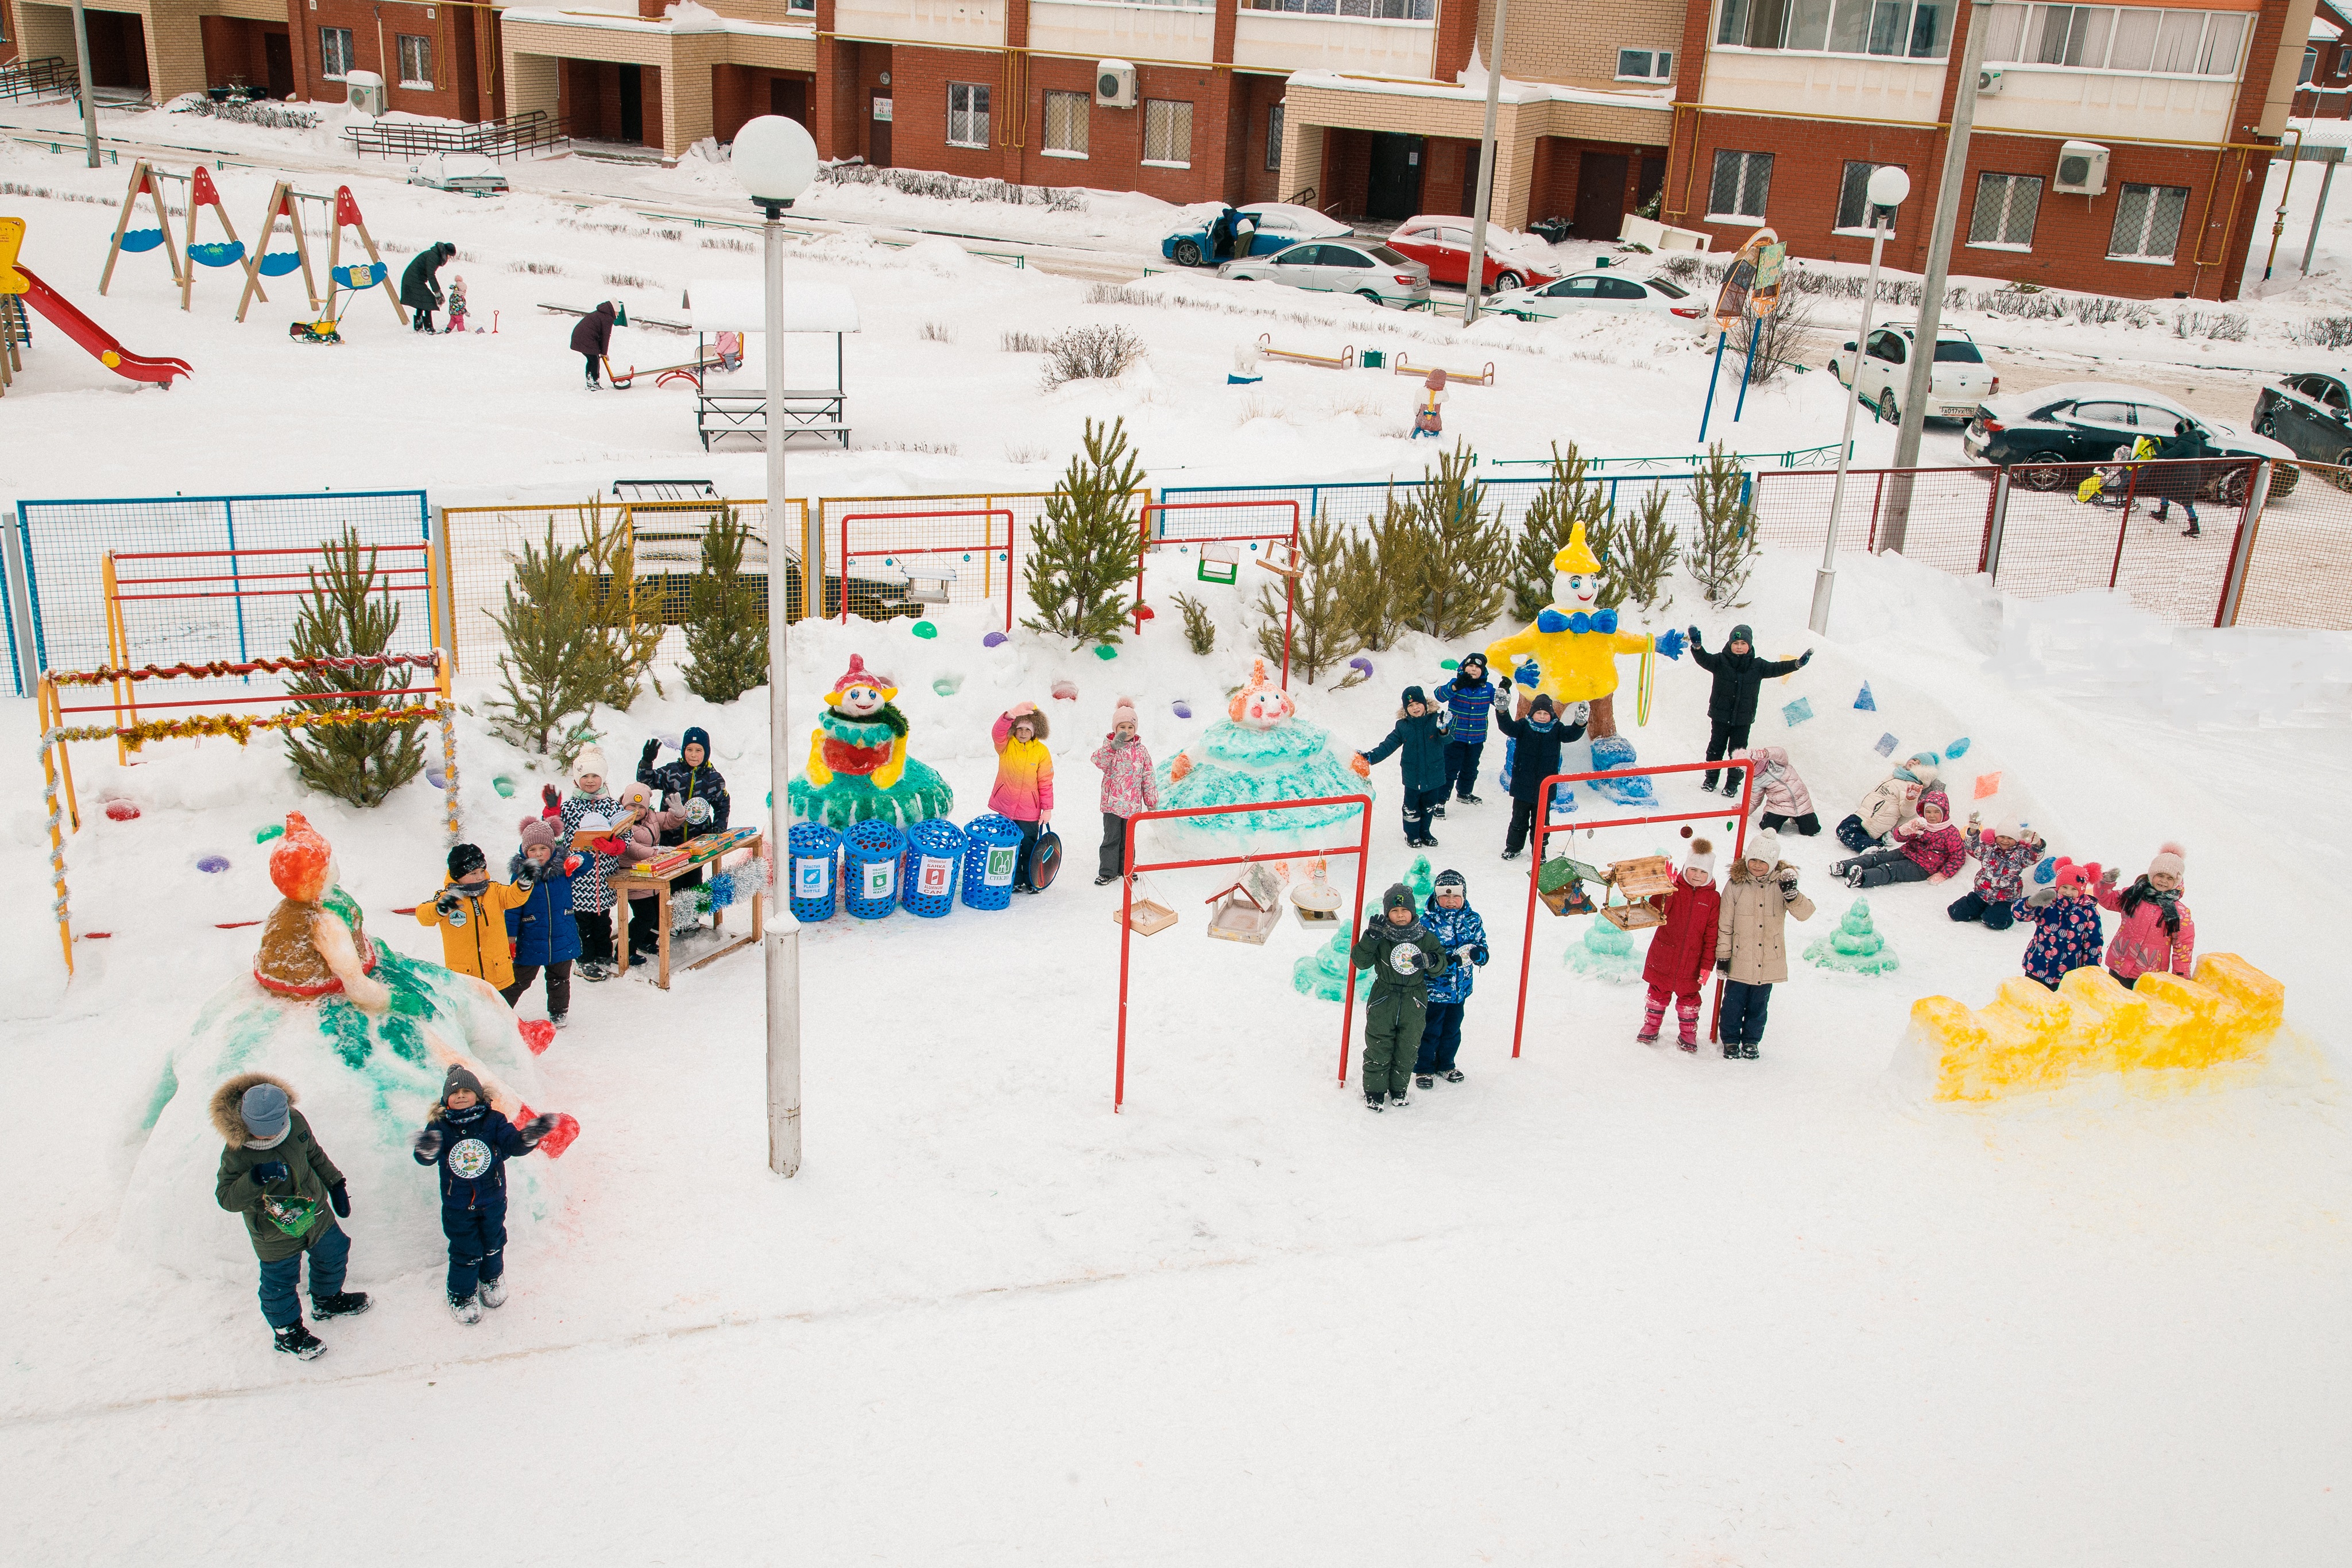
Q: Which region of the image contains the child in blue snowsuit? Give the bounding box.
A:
[412,1064,557,1324]
[1416,868,1488,1087]
[1437,653,1496,807]
[503,816,582,1024]
[2014,858,2106,989]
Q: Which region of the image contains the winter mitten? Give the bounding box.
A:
[563,854,583,876]
[1686,625,1703,646]
[2100,866,2122,885]
[434,891,465,919]
[2026,888,2059,909]
[541,784,562,819]
[252,1161,290,1185]
[591,837,624,857]
[639,739,662,771]
[1798,649,1813,665]
[1716,959,1730,974]
[513,859,543,887]
[518,1113,559,1146]
[329,1182,351,1218]
[413,1127,443,1159]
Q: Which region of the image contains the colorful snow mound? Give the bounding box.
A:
[1896,953,2285,1102]
[1153,716,1368,846]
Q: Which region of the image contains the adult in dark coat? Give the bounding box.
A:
[399,241,456,332]
[570,300,618,389]
[1687,624,1809,795]
[1493,692,1587,860]
[2144,420,2213,537]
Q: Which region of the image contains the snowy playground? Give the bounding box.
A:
[3,124,2351,1566]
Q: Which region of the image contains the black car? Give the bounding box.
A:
[1961,379,2299,502]
[2253,371,2352,487]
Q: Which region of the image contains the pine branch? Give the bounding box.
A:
[683,505,771,703]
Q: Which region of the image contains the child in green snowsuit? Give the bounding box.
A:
[1349,883,1450,1111]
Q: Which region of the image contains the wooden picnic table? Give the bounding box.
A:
[608,831,765,990]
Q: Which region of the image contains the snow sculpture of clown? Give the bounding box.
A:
[1484,519,1685,804]
[788,654,956,828]
[1150,657,1369,858]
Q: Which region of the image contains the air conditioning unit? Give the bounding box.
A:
[2055,139,2109,196]
[345,68,385,118]
[1976,67,2003,94]
[1096,60,1138,110]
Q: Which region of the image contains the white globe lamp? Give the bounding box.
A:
[1866,165,1911,211]
[733,115,819,214]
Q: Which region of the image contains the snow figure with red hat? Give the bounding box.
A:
[1148,657,1371,858]
[788,655,956,829]
[1484,519,1686,806]
[118,810,575,1287]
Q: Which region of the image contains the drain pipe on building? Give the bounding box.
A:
[1461,0,1510,327]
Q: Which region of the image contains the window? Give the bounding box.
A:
[1616,48,1675,80]
[1646,275,1692,299]
[1968,171,2042,249]
[1867,328,1906,363]
[1933,338,1985,363]
[947,82,991,148]
[1708,149,1773,219]
[1600,277,1650,299]
[1550,277,1602,297]
[1977,6,2247,76]
[1715,0,1951,59]
[319,26,355,79]
[1245,0,1436,15]
[1834,160,1904,232]
[396,34,432,88]
[2109,181,2188,261]
[1143,99,1193,166]
[1266,102,1283,171]
[1042,90,1088,158]
[1275,246,1322,265]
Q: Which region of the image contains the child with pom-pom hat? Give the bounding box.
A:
[1638,837,1722,1051]
[2097,842,2194,985]
[1090,696,1158,885]
[2016,857,2107,989]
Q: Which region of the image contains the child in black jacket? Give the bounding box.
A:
[1687,624,1809,796]
[412,1064,558,1325]
[1356,686,1451,847]
[1494,691,1587,859]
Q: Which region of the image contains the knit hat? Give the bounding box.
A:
[2148,841,2186,880]
[1898,752,1940,784]
[2055,857,2102,890]
[239,1081,290,1140]
[1459,653,1487,675]
[1747,829,1781,866]
[1529,692,1558,717]
[448,842,486,879]
[572,744,609,787]
[1423,369,1447,390]
[1111,695,1139,729]
[1008,705,1050,741]
[1992,818,2021,840]
[1433,868,1467,897]
[1402,684,1430,708]
[443,1063,486,1101]
[682,725,712,757]
[618,780,657,814]
[518,816,558,855]
[268,811,333,903]
[1685,836,1715,877]
[1728,624,1754,646]
[1382,883,1417,918]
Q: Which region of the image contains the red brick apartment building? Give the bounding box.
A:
[0,0,2314,296]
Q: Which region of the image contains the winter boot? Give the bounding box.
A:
[1701,772,1720,791]
[1415,1073,1434,1090]
[1457,792,1484,806]
[552,1015,570,1031]
[1722,779,1744,799]
[1364,1093,1387,1113]
[1390,1089,1410,1108]
[1429,803,1447,819]
[479,1274,507,1310]
[1094,873,1117,886]
[273,1321,326,1360]
[1417,830,1440,847]
[1677,1038,1699,1054]
[1740,1043,1759,1060]
[450,1293,484,1325]
[1500,846,1525,861]
[1635,1028,1661,1045]
[311,1291,371,1320]
[2183,521,2201,538]
[1724,1043,1741,1059]
[1442,1068,1465,1083]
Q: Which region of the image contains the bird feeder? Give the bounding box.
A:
[1258,540,1303,580]
[1205,862,1282,944]
[1197,541,1241,586]
[1291,858,1344,927]
[898,564,956,605]
[1535,854,1603,917]
[1597,855,1674,931]
[1112,873,1179,935]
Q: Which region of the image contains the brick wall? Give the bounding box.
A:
[1481,0,1682,90]
[713,62,814,142]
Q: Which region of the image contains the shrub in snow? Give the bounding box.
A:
[1171,591,1218,656]
[1000,330,1047,353]
[487,524,623,765]
[2172,308,2248,343]
[1511,443,1609,621]
[1040,324,1144,389]
[1024,417,1144,647]
[682,506,769,704]
[1254,513,1359,683]
[1685,442,1757,610]
[280,526,428,807]
[2287,314,2352,349]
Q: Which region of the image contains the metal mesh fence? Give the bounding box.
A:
[2231,463,2352,630]
[816,493,1041,628]
[1160,472,1715,543]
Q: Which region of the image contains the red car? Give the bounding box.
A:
[1384,216,1560,292]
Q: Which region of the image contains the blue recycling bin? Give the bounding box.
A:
[899,817,966,917]
[842,819,906,920]
[787,821,842,923]
[960,814,1024,911]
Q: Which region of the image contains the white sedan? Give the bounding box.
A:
[1486,270,1705,322]
[1217,241,1431,308]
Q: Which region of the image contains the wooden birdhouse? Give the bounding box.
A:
[899,564,955,604]
[1206,862,1283,944]
[1597,855,1674,931]
[1535,854,1603,917]
[1258,540,1302,580]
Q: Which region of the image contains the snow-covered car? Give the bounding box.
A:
[1962,381,2299,501]
[1217,241,1430,308]
[1383,216,1559,292]
[1827,323,1994,424]
[1484,269,1703,322]
[2252,370,2352,479]
[407,153,506,196]
[1160,202,1349,268]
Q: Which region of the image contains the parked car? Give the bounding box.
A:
[1962,381,2299,501]
[2252,370,2352,486]
[1217,241,1430,308]
[1827,323,1995,424]
[1162,202,1349,268]
[1484,269,1704,322]
[1383,216,1560,291]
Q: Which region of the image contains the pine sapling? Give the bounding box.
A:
[682,505,770,703]
[488,521,622,764]
[1024,416,1144,646]
[1406,442,1507,640]
[580,495,666,707]
[1512,442,1608,618]
[1610,485,1679,615]
[1686,442,1759,608]
[1171,591,1218,655]
[1254,512,1360,683]
[281,525,427,808]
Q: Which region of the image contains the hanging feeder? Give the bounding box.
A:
[1112,874,1179,936]
[1197,541,1242,586]
[1205,862,1283,944]
[1596,855,1674,931]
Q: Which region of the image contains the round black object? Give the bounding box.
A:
[1030,829,1063,891]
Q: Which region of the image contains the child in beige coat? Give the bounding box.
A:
[1713,829,1816,1060]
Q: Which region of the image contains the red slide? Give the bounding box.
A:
[13,265,193,386]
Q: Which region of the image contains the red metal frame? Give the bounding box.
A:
[1134,500,1302,688]
[108,544,431,603]
[837,508,1016,632]
[1115,792,1372,1112]
[1507,761,1754,1060]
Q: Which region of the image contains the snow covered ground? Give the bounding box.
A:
[4,128,2351,1565]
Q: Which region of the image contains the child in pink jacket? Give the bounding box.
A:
[2098,841,2195,984]
[1831,789,1967,889]
[991,704,1055,894]
[1736,745,1818,836]
[1089,695,1158,885]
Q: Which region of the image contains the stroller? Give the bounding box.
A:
[2078,434,2156,509]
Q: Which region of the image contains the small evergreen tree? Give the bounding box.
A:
[281,525,427,807]
[682,505,770,703]
[581,495,666,707]
[1510,443,1608,620]
[1025,416,1144,646]
[1610,484,1680,615]
[1337,499,1410,652]
[1170,591,1218,655]
[1402,442,1507,640]
[1254,512,1360,684]
[488,521,622,764]
[1686,442,1759,608]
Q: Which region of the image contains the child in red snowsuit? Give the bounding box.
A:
[1637,838,1722,1052]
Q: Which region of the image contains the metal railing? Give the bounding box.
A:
[344,110,569,162]
[0,57,76,104]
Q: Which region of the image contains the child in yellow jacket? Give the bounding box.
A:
[415,842,533,991]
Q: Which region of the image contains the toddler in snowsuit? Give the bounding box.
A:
[504,817,583,1025]
[1638,838,1722,1051]
[640,725,730,919]
[446,274,469,334]
[1494,691,1588,858]
[2016,858,2107,989]
[1350,884,1450,1110]
[2098,841,2195,986]
[1714,830,1814,1059]
[598,780,680,963]
[559,745,623,979]
[1356,686,1451,847]
[1415,868,1488,1087]
[1438,654,1496,805]
[1835,753,1938,853]
[1949,815,2044,932]
[412,1063,558,1324]
[1688,624,1810,796]
[416,842,533,992]
[1090,696,1158,884]
[212,1074,368,1360]
[1832,789,1966,889]
[1738,745,1820,836]
[992,704,1055,892]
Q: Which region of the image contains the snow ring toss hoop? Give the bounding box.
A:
[898,818,966,917]
[842,819,906,920]
[959,814,1024,911]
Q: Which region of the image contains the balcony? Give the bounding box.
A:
[1233,7,1436,79]
[833,0,1006,51]
[1029,0,1219,68]
[1703,48,1949,123]
[1975,64,2237,145]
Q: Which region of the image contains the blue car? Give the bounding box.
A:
[1160,202,1352,268]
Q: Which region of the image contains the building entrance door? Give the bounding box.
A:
[870,91,893,167]
[1575,153,1627,239]
[1365,133,1423,220]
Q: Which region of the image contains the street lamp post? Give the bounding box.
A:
[1809,164,1911,637]
[731,115,819,1178]
[1460,0,1510,327]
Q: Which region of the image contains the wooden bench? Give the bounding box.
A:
[698,389,850,450]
